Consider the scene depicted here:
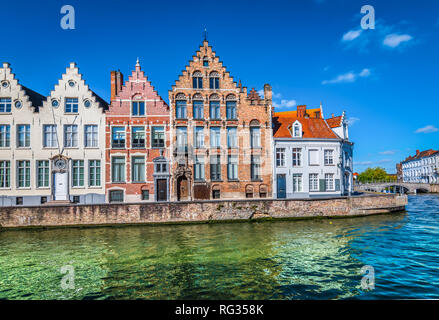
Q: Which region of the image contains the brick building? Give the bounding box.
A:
[106,60,170,202]
[168,40,273,201]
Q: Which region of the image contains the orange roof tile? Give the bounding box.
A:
[403,149,439,162]
[275,108,322,119]
[326,115,343,128]
[273,112,339,139]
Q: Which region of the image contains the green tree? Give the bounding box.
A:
[357,167,390,183]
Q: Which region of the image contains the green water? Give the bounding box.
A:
[1,195,438,299]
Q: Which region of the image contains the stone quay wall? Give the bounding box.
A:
[0,194,408,230]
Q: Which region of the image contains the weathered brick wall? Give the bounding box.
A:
[0,194,407,229]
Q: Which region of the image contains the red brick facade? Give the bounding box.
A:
[105,61,170,202]
[169,40,273,201]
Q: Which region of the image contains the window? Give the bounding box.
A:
[151,126,165,148]
[203,57,209,67]
[84,125,98,147]
[17,125,30,148]
[142,190,149,200]
[194,126,204,148]
[210,127,221,148]
[37,160,49,188]
[227,155,238,180]
[292,148,302,167]
[43,125,57,148]
[40,196,47,204]
[109,190,124,202]
[226,101,237,120]
[209,101,220,119]
[17,160,30,188]
[89,160,101,187]
[72,196,80,203]
[0,125,10,147]
[132,156,145,182]
[309,174,319,192]
[16,197,23,205]
[276,148,285,167]
[209,72,220,89]
[111,127,125,148]
[176,127,187,151]
[246,186,254,198]
[132,101,145,116]
[192,72,203,89]
[0,98,11,113]
[0,161,10,188]
[250,127,260,149]
[132,126,145,148]
[227,127,237,148]
[176,100,187,119]
[292,122,301,137]
[325,173,335,191]
[251,155,261,181]
[64,125,78,148]
[72,160,84,187]
[194,156,205,181]
[292,174,302,192]
[210,155,221,181]
[155,162,167,173]
[324,150,334,165]
[309,149,319,165]
[65,98,78,113]
[111,157,125,183]
[193,100,204,119]
[212,189,220,199]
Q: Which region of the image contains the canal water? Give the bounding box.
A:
[0,195,438,300]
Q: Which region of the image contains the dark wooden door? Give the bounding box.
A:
[157,179,167,201]
[177,176,189,201]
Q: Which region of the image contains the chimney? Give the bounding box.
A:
[297,105,306,118]
[110,70,123,102]
[263,84,272,101]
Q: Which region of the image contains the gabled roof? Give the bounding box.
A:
[273,112,339,139]
[403,149,439,162]
[21,85,46,109]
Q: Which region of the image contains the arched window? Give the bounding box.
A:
[209,71,220,89]
[175,93,187,119]
[192,93,204,120]
[226,94,237,120]
[192,71,203,89]
[203,56,209,67]
[292,120,302,138]
[245,185,254,198]
[250,120,261,149]
[259,184,267,198]
[209,94,221,120]
[212,184,221,199]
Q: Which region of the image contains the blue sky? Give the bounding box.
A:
[2,0,438,173]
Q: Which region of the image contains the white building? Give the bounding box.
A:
[272,105,353,199]
[0,62,108,206]
[401,149,439,184]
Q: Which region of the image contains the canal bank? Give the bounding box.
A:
[0,194,407,230]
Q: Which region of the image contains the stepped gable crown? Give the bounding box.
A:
[170,40,238,92]
[110,60,169,111]
[0,62,45,111]
[47,62,108,111]
[273,105,339,139]
[248,88,262,102]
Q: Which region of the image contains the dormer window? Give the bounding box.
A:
[292,121,302,138]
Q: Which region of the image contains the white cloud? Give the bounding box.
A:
[322,68,371,85]
[383,33,413,48]
[354,161,372,166]
[415,125,439,134]
[346,117,360,126]
[342,29,362,42]
[274,99,297,109]
[379,150,397,155]
[257,90,281,99]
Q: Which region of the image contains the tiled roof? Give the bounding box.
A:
[403,149,439,162]
[273,112,339,139]
[326,115,343,128]
[275,108,322,119]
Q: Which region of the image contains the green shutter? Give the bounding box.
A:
[319,179,326,192]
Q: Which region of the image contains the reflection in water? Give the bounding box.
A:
[0,195,438,299]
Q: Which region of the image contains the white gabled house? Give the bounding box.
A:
[0,62,108,206]
[272,105,354,199]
